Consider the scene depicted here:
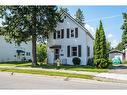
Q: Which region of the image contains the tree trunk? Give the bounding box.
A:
[32,35,37,66]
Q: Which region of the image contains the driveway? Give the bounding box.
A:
[109,64,127,74]
[1,72,127,89]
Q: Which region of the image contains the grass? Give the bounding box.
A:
[0,61,31,67]
[0,68,93,80]
[0,62,109,73]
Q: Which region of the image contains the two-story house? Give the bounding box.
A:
[47,12,94,65]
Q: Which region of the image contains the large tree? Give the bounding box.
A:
[59,7,69,14]
[0,6,60,66]
[94,21,108,68]
[121,13,127,49]
[75,8,85,26]
[115,42,124,51]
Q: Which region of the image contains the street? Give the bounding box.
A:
[0,72,127,89]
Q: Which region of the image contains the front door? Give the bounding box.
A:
[54,48,60,60]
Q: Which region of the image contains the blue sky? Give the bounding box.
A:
[61,6,127,48]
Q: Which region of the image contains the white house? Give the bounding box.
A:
[0,36,32,62]
[47,12,94,65]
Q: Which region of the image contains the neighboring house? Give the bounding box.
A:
[108,50,123,62]
[0,36,32,62]
[47,12,94,65]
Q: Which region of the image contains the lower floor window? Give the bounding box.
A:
[71,47,77,56]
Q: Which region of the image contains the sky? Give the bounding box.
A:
[61,6,127,48]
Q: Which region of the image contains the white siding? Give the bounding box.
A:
[47,13,94,65]
[0,36,32,62]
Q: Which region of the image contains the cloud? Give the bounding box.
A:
[85,23,95,37]
[111,39,119,48]
[107,33,113,39]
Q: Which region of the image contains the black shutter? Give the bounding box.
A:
[78,45,81,57]
[67,46,70,57]
[75,28,78,38]
[67,28,70,38]
[61,29,64,39]
[53,32,56,39]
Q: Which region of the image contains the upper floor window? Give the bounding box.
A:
[57,31,60,38]
[71,29,74,37]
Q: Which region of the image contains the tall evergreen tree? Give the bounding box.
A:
[99,21,107,59]
[0,6,60,66]
[94,21,108,68]
[121,13,127,49]
[75,8,85,26]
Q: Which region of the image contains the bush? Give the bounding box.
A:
[87,58,94,66]
[94,58,112,69]
[72,57,81,65]
[37,44,47,63]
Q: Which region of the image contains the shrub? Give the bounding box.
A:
[87,58,94,66]
[72,57,81,65]
[37,44,47,63]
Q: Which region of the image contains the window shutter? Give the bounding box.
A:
[78,45,81,57]
[53,32,56,39]
[67,28,70,38]
[75,28,78,38]
[67,46,70,57]
[61,29,64,39]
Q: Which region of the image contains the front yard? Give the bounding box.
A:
[0,62,109,73]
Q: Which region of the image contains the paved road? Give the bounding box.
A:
[0,72,127,89]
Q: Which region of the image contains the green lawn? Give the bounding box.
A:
[0,68,93,80]
[0,62,109,73]
[0,62,31,67]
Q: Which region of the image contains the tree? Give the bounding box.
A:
[0,6,60,66]
[75,8,85,26]
[37,44,47,63]
[115,42,124,51]
[106,40,111,53]
[121,13,127,49]
[94,21,108,68]
[59,7,69,14]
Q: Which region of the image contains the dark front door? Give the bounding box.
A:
[54,48,60,60]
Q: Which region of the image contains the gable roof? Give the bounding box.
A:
[61,11,94,40]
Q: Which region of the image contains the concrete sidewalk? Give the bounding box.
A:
[0,66,127,82]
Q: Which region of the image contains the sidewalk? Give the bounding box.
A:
[0,66,127,82]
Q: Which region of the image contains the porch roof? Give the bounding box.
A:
[50,45,61,49]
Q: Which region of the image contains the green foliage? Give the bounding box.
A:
[106,41,111,53]
[115,42,124,51]
[87,58,94,66]
[75,8,85,26]
[121,13,127,49]
[59,7,69,14]
[72,57,81,65]
[94,21,108,68]
[0,6,60,66]
[37,44,47,63]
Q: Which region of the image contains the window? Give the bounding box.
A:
[57,31,60,38]
[87,46,90,57]
[26,52,30,56]
[61,29,64,38]
[71,29,74,37]
[75,28,78,38]
[67,28,70,38]
[71,47,77,56]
